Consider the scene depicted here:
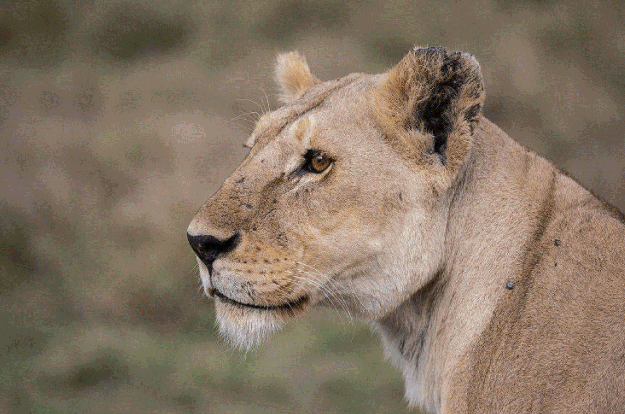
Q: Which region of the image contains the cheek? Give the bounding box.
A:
[291,190,403,255]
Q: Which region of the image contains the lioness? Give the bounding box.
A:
[187,47,625,413]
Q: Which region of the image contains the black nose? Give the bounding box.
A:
[187,232,241,268]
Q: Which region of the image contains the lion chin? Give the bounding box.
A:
[209,283,312,349]
[214,301,283,350]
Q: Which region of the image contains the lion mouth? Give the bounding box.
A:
[210,288,309,313]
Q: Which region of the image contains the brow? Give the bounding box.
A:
[249,74,361,152]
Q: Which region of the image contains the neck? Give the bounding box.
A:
[375,118,559,412]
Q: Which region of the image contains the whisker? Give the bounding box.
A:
[293,272,355,329]
[227,118,256,134]
[229,112,261,126]
[229,113,257,123]
[292,273,344,318]
[295,263,348,302]
[186,262,199,277]
[292,262,355,326]
[235,98,266,115]
[256,86,272,114]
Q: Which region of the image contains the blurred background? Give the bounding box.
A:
[1,0,623,413]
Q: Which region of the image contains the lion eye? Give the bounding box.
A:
[304,150,332,173]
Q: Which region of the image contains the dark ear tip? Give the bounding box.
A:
[414,46,448,57]
[412,46,481,72]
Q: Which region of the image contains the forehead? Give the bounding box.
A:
[247,73,381,152]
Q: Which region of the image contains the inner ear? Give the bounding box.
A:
[379,46,486,169]
[417,48,483,162]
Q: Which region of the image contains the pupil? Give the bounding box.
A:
[305,150,330,173]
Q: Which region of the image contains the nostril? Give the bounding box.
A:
[187,232,241,266]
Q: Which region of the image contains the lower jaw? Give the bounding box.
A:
[212,289,310,315]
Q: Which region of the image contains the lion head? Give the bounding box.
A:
[187,47,485,349]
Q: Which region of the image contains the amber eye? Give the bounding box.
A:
[304,150,332,173]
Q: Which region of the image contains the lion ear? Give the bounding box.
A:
[379,46,485,170]
[275,51,320,105]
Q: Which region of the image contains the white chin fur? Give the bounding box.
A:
[214,300,284,350]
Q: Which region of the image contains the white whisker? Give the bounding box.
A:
[256,86,272,114]
[235,98,266,115]
[293,262,355,326]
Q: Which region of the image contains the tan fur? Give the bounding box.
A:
[188,47,625,413]
[274,51,320,104]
